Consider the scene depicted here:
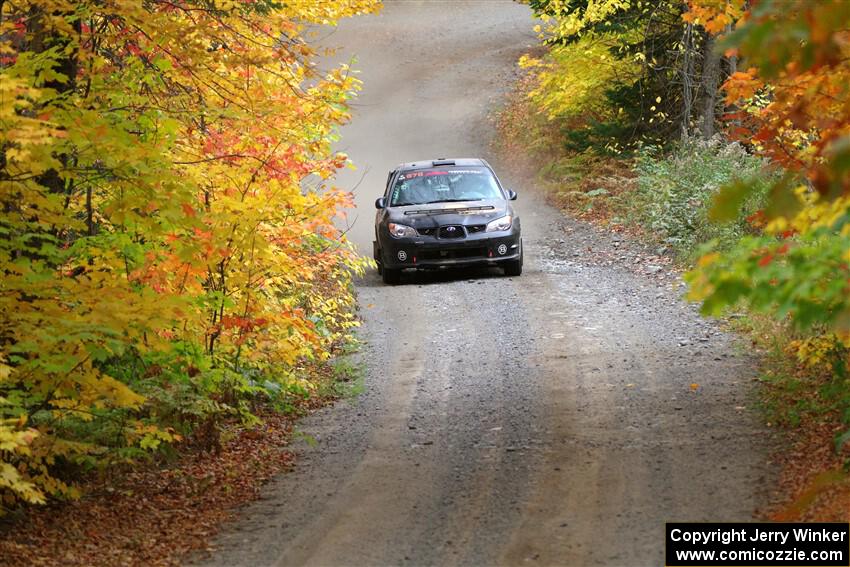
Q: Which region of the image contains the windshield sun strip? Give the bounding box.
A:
[402,205,495,215]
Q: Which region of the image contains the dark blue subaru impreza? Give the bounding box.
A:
[373,158,522,285]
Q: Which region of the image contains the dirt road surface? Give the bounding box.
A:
[199,2,776,565]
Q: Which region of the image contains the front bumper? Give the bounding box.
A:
[377,228,521,269]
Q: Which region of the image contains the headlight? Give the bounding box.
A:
[485,215,512,232]
[388,222,418,238]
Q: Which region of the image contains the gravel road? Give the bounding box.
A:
[199,2,776,565]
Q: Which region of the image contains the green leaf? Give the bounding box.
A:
[709,179,754,222]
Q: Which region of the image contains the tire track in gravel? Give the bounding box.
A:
[272,343,426,566]
[498,229,777,565]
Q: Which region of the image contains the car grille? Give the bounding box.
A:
[417,225,485,238]
[438,225,465,239]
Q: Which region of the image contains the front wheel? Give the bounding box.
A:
[373,241,383,275]
[503,250,523,277]
[382,267,401,285]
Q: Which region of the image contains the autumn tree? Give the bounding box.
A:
[685,0,850,345]
[0,0,378,509]
[525,0,739,149]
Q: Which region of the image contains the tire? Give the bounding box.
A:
[382,267,401,285]
[373,241,382,275]
[503,249,523,277]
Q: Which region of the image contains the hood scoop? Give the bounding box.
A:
[403,205,496,216]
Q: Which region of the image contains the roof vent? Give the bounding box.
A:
[432,159,455,166]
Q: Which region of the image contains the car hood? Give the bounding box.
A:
[386,199,509,228]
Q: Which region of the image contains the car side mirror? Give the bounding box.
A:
[375,197,386,209]
[508,190,517,201]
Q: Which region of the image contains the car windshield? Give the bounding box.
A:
[389,167,503,206]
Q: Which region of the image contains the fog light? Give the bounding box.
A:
[497,244,508,255]
[397,250,407,261]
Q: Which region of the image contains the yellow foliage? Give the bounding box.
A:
[785,335,849,372]
[526,33,640,122]
[0,417,44,505]
[0,0,380,510]
[539,0,633,39]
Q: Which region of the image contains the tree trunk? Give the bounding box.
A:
[699,33,722,138]
[725,23,737,76]
[724,23,739,129]
[681,23,695,141]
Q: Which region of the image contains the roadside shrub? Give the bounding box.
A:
[633,138,775,258]
[543,151,636,225]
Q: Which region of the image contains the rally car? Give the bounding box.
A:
[373,158,522,285]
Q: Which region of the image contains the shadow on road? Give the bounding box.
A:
[357,266,512,288]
